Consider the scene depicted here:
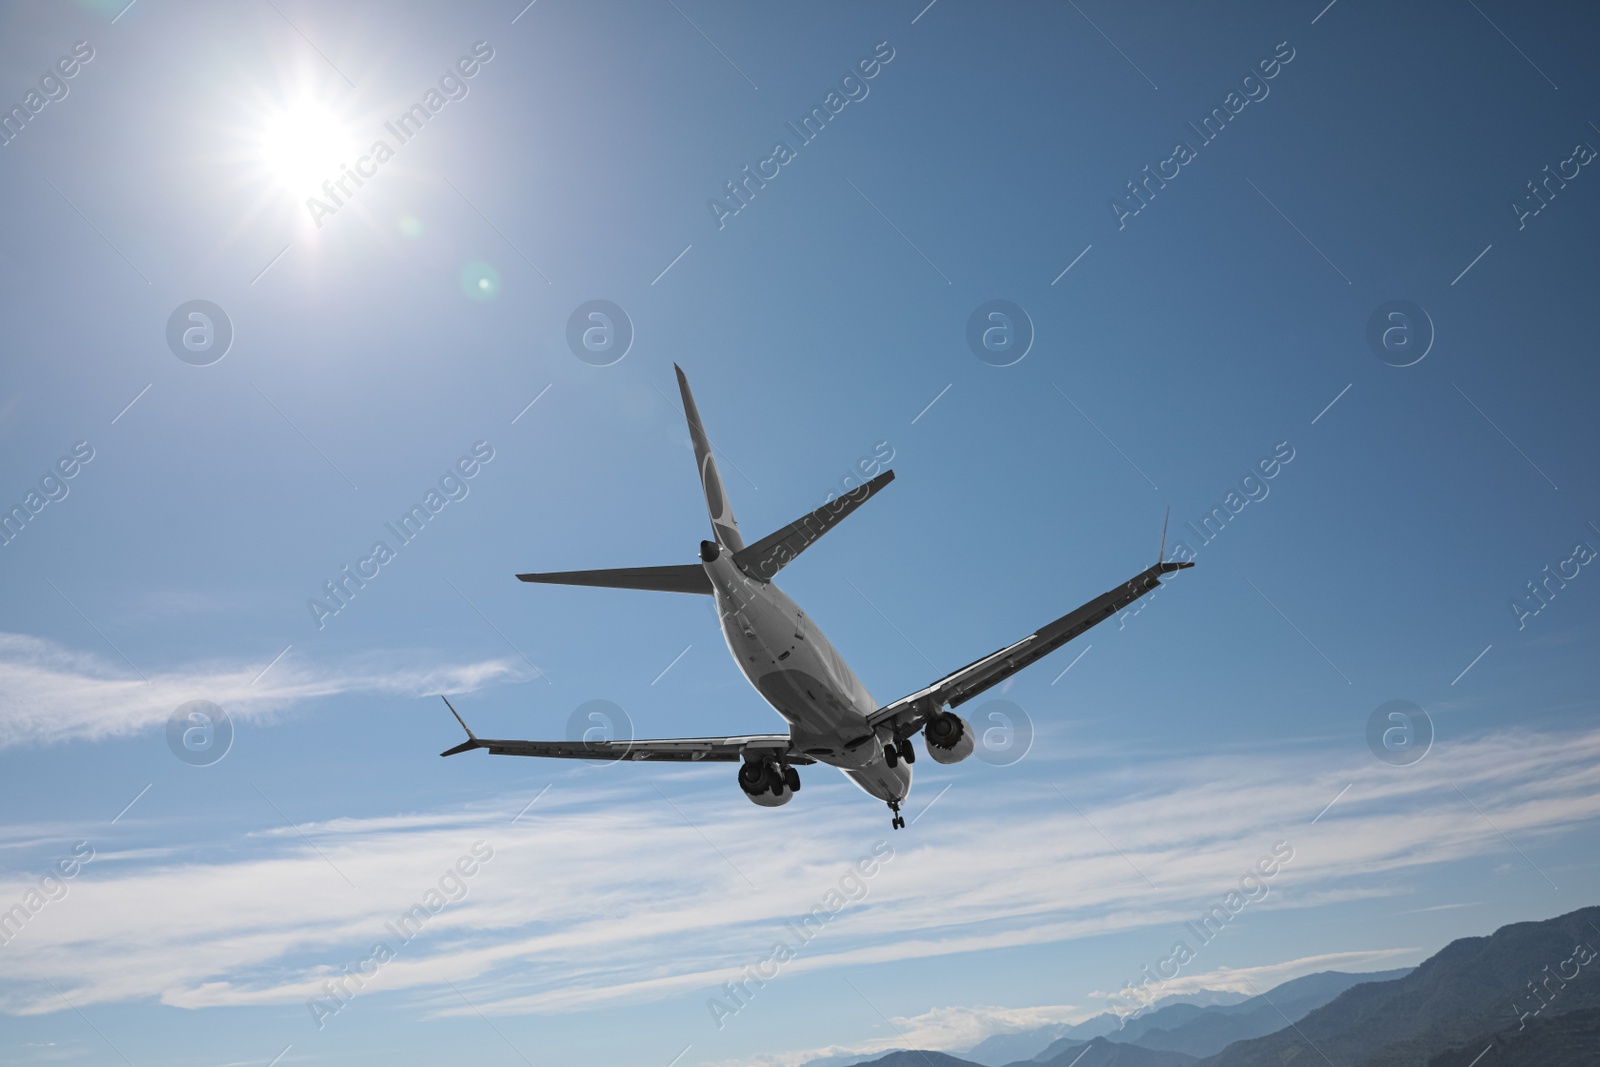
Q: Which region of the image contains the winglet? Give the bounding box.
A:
[440,696,482,757]
[1156,506,1193,575]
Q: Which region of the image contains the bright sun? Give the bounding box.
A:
[258,98,351,196]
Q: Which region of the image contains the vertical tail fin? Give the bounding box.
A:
[675,364,745,551]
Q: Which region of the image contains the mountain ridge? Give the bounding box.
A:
[823,907,1598,1067]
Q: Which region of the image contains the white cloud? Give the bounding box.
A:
[0,631,527,749]
[1087,947,1418,1004]
[0,716,1594,1045]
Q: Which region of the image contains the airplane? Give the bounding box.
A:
[439,365,1193,829]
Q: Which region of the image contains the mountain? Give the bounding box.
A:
[965,1009,1130,1066]
[963,1026,1076,1067]
[816,909,1599,1067]
[1426,1005,1600,1066]
[850,1053,987,1067]
[1127,969,1412,1058]
[1025,992,1249,1063]
[1201,905,1600,1067]
[796,1052,905,1067]
[870,1037,1197,1067]
[964,992,1242,1066]
[1016,976,1394,1064]
[1031,1036,1198,1067]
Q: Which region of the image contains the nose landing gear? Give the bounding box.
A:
[888,799,905,830]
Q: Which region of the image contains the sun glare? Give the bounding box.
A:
[258,98,352,196]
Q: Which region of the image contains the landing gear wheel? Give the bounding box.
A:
[884,744,899,769]
[783,766,801,792]
[896,738,915,764]
[888,799,905,830]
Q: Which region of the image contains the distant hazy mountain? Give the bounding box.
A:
[962,1026,1077,1067]
[1201,905,1600,1067]
[963,992,1240,1066]
[1017,991,1250,1064]
[850,1053,986,1067]
[832,908,1599,1067]
[1030,1036,1198,1067]
[1025,979,1394,1065]
[963,1008,1128,1066]
[795,1051,906,1067]
[1126,969,1412,1058]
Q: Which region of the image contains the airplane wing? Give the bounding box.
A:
[865,559,1193,739]
[437,698,813,763]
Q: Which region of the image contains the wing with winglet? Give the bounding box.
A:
[437,697,813,763]
[865,558,1194,741]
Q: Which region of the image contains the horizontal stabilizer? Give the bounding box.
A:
[516,564,713,595]
[735,470,895,581]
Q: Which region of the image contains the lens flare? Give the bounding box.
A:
[459,261,500,301]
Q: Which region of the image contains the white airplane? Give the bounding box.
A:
[440,366,1192,828]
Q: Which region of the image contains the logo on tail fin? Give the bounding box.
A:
[677,364,745,550]
[701,453,732,528]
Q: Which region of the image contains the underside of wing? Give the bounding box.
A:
[868,559,1193,737]
[436,701,808,763]
[445,733,810,763]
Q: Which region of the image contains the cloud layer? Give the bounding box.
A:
[1,714,1595,1048]
[0,631,525,749]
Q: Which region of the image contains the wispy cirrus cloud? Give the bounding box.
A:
[0,631,527,749]
[0,719,1594,1038]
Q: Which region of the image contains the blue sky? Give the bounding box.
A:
[1,1,1598,1065]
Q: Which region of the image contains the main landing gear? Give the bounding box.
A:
[888,799,905,830]
[883,738,915,768]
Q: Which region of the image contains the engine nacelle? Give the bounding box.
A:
[738,760,794,807]
[923,712,975,765]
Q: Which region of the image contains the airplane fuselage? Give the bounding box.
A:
[703,549,912,804]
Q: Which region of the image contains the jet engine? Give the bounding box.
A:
[923,711,975,765]
[738,759,798,807]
